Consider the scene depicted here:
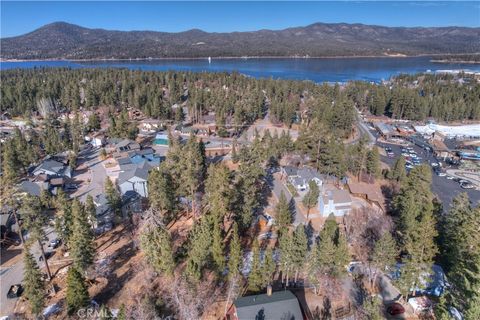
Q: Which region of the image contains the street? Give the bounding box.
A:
[70,148,107,203]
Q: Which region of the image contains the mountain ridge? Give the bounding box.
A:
[2,21,479,60]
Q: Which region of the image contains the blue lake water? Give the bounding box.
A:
[1,57,479,83]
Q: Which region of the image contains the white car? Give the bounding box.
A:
[431,162,439,167]
[446,176,454,180]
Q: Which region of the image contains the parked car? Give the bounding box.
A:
[387,303,405,316]
[460,182,475,189]
[446,175,454,180]
[431,162,439,167]
[7,284,23,299]
[49,238,61,249]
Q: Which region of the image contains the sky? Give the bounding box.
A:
[1,1,479,38]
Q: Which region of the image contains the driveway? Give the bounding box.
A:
[71,148,107,203]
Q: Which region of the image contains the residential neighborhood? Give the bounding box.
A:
[1,4,480,320]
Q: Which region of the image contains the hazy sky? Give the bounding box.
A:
[1,1,479,38]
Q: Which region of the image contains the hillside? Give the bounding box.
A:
[1,21,480,60]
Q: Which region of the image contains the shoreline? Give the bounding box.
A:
[430,59,480,64]
[1,53,475,63]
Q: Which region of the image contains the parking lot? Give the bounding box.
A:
[376,136,480,209]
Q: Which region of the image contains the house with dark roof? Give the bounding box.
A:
[228,290,303,320]
[18,180,42,197]
[32,159,72,178]
[318,189,352,217]
[114,139,140,153]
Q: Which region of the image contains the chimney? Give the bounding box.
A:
[267,285,272,296]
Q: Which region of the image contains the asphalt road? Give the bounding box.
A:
[71,148,107,203]
[0,226,58,317]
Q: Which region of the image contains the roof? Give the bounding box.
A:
[116,139,140,152]
[18,181,42,197]
[375,122,395,135]
[297,167,321,182]
[118,161,152,185]
[33,159,65,174]
[234,291,303,320]
[324,189,352,204]
[283,166,298,177]
[50,178,64,186]
[347,182,383,203]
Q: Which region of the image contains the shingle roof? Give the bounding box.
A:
[118,161,152,185]
[234,291,303,320]
[18,181,42,197]
[34,159,65,174]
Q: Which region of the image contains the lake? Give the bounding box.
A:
[1,57,480,83]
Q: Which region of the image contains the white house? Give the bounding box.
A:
[318,189,352,217]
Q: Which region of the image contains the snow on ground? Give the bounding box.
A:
[414,123,480,138]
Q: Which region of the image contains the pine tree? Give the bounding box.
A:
[261,247,276,288]
[85,195,97,229]
[390,156,407,182]
[21,195,52,279]
[182,135,205,217]
[185,218,212,281]
[55,189,73,245]
[140,224,175,276]
[228,222,242,280]
[440,193,480,315]
[147,165,177,222]
[275,191,292,235]
[212,220,225,274]
[302,181,319,219]
[279,231,294,285]
[291,225,308,282]
[104,177,122,217]
[371,231,397,273]
[394,164,438,297]
[248,239,263,292]
[23,247,45,317]
[334,231,350,277]
[366,147,381,179]
[204,164,232,222]
[66,267,90,315]
[70,199,95,272]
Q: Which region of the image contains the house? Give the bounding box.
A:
[18,180,42,197]
[318,189,352,217]
[114,139,140,153]
[228,290,303,320]
[115,148,163,167]
[374,122,396,139]
[118,162,152,198]
[282,166,323,192]
[32,159,72,178]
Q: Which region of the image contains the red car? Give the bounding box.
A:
[387,303,405,316]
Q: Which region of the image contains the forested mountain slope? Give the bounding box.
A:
[1,22,479,60]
